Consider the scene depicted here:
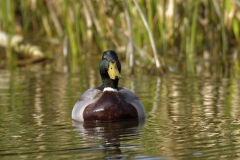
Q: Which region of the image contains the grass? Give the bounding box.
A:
[0,0,239,73]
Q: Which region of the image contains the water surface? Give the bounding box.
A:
[0,67,240,159]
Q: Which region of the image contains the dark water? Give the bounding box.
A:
[1,67,240,160]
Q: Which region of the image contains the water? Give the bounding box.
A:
[1,67,240,159]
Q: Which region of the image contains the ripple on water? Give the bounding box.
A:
[1,70,240,159]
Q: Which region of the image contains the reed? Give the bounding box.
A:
[0,0,239,73]
[188,0,200,61]
[0,0,15,68]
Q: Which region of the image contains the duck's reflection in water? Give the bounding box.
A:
[72,119,145,159]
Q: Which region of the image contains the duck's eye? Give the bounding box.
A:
[103,57,107,60]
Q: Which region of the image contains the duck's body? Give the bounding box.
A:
[72,87,145,122]
[72,50,146,122]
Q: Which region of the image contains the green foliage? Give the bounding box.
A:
[0,0,239,72]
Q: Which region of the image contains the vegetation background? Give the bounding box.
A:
[0,0,239,75]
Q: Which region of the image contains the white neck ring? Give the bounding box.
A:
[103,87,118,92]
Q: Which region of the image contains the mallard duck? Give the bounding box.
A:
[72,50,146,122]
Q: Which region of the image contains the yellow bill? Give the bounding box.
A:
[108,62,121,80]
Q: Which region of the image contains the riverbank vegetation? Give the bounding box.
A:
[0,0,239,74]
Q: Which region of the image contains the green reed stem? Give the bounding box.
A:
[20,0,28,35]
[63,1,77,59]
[4,0,16,68]
[147,1,153,34]
[188,0,200,61]
[72,1,81,57]
[122,0,134,74]
[220,0,228,60]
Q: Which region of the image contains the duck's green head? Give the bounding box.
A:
[100,50,121,89]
